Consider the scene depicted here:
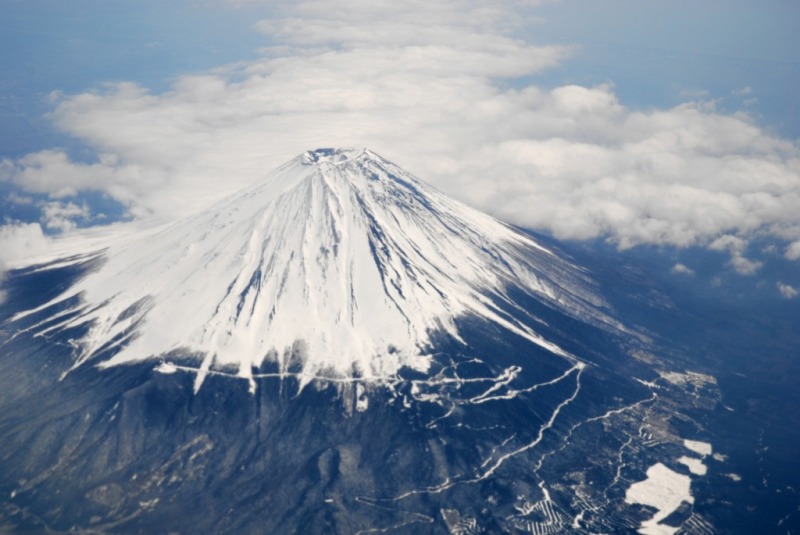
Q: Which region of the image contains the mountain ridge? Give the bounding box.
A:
[0,149,748,534]
[11,148,615,393]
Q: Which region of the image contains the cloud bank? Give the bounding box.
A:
[2,0,799,271]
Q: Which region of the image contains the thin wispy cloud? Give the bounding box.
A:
[1,0,799,273]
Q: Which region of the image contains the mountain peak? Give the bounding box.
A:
[300,147,368,165]
[14,150,613,393]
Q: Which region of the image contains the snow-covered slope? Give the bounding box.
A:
[14,148,612,391]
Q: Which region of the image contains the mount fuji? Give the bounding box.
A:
[0,149,792,533]
[11,148,612,394]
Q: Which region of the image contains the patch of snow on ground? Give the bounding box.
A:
[683,439,712,456]
[625,462,693,535]
[678,456,707,476]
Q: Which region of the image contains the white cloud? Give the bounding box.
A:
[0,223,51,304]
[7,192,34,205]
[671,263,694,276]
[786,241,800,261]
[0,223,50,265]
[40,201,91,233]
[777,282,798,299]
[3,0,800,268]
[709,235,763,275]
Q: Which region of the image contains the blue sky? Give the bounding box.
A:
[532,1,800,136]
[1,0,799,295]
[0,0,266,158]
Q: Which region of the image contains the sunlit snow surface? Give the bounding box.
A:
[625,463,693,535]
[12,148,613,391]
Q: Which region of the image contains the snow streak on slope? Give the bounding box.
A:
[12,149,612,391]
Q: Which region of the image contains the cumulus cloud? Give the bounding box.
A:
[0,223,49,265]
[2,0,800,268]
[786,241,800,261]
[709,235,763,275]
[671,263,694,276]
[777,282,798,299]
[40,201,91,232]
[0,223,51,304]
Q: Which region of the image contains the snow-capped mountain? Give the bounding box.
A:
[2,149,777,534]
[14,148,613,392]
